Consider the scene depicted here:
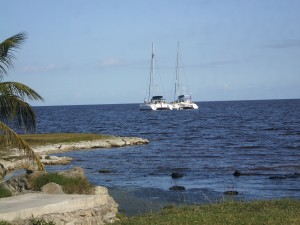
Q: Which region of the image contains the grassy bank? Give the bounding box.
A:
[113,199,300,225]
[0,172,94,198]
[0,133,112,147]
[0,133,113,157]
[0,133,112,158]
[20,133,113,146]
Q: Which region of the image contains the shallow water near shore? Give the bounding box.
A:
[34,99,300,215]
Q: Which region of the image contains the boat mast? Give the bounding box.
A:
[148,42,154,102]
[174,42,180,101]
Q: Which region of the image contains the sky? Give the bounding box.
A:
[1,0,300,106]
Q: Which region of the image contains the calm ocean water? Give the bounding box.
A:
[34,99,300,214]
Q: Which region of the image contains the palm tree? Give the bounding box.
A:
[0,32,45,171]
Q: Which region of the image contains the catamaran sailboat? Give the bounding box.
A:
[139,43,173,110]
[171,43,199,110]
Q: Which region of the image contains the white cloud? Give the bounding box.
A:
[223,83,230,91]
[98,58,125,67]
[21,64,64,73]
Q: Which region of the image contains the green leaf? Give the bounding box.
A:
[0,32,27,78]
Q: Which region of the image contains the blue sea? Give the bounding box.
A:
[34,99,300,215]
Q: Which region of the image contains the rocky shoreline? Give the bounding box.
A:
[0,136,148,224]
[0,136,149,178]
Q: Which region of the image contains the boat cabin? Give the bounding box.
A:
[151,96,166,103]
[177,94,192,102]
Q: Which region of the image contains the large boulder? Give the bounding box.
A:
[41,182,64,194]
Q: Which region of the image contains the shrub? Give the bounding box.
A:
[0,221,12,225]
[29,217,55,225]
[0,187,12,198]
[29,173,94,194]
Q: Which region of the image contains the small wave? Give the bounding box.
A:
[264,127,280,131]
[282,131,300,136]
[239,145,264,149]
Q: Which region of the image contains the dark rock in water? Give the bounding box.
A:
[269,173,300,180]
[169,185,185,191]
[233,170,263,177]
[233,170,241,177]
[99,170,112,174]
[269,176,286,180]
[286,173,300,179]
[224,190,239,196]
[171,172,183,179]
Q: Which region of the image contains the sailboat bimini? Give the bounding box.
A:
[139,43,173,110]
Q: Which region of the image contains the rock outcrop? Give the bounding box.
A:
[0,136,149,177]
[0,192,118,225]
[0,174,32,195]
[31,137,149,154]
[0,167,118,224]
[40,155,72,165]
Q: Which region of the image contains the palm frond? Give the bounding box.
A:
[0,32,27,78]
[0,82,44,132]
[0,95,36,132]
[0,121,45,171]
[0,81,44,101]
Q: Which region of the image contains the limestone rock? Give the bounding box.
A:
[58,167,85,178]
[93,186,108,195]
[41,182,64,194]
[41,155,72,165]
[0,159,15,171]
[0,167,119,224]
[0,193,119,224]
[0,163,7,180]
[0,174,31,195]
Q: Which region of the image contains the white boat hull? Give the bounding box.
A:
[172,102,199,110]
[139,103,173,110]
[139,103,156,110]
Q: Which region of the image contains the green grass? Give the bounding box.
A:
[113,199,300,225]
[0,221,12,225]
[0,133,112,147]
[29,172,94,194]
[0,218,55,225]
[0,187,12,198]
[0,133,113,157]
[29,217,55,225]
[20,133,113,146]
